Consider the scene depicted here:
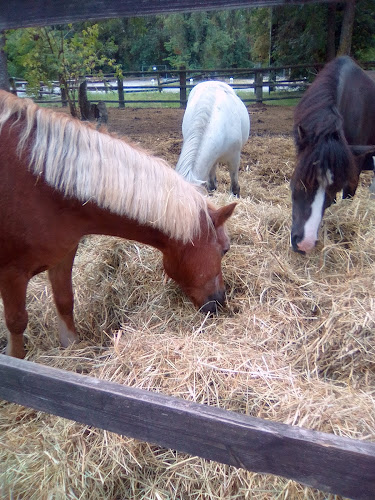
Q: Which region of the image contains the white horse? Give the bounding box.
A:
[175,81,250,196]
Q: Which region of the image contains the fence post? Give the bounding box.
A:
[0,31,10,92]
[78,78,93,121]
[117,76,125,108]
[269,69,276,93]
[157,71,162,93]
[59,75,68,107]
[9,77,17,95]
[255,71,263,103]
[179,66,187,109]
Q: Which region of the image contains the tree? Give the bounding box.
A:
[337,0,356,55]
[350,0,374,60]
[164,14,193,68]
[97,17,168,71]
[3,5,373,96]
[200,10,251,68]
[248,8,272,65]
[267,1,373,66]
[326,3,337,61]
[164,11,253,69]
[6,24,121,117]
[0,31,10,91]
[270,5,328,66]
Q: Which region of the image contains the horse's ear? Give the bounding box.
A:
[211,202,237,228]
[349,145,375,157]
[297,125,305,141]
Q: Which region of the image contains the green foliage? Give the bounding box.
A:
[4,4,374,97]
[270,5,328,66]
[248,8,271,65]
[163,11,253,69]
[97,17,167,71]
[351,0,375,61]
[164,14,193,68]
[6,24,121,115]
[6,29,36,79]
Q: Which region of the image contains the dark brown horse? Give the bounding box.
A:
[0,90,236,358]
[290,56,375,253]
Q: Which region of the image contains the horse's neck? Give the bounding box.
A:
[80,201,170,252]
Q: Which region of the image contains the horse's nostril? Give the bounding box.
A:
[200,291,225,314]
[291,233,305,254]
[291,233,300,250]
[200,301,218,315]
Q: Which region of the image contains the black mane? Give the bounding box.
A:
[293,57,356,189]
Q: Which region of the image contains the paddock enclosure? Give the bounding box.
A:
[1,103,375,498]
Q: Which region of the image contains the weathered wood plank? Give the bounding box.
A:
[0,355,374,499]
[1,0,342,31]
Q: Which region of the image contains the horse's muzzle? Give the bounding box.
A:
[200,290,226,314]
[291,233,306,254]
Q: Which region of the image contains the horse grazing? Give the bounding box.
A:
[175,81,250,196]
[290,56,375,253]
[0,90,236,359]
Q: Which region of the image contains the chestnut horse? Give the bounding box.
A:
[290,56,375,253]
[175,81,250,196]
[0,90,236,358]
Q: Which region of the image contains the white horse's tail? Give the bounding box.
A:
[175,89,218,180]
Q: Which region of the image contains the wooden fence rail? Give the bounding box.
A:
[11,61,374,108]
[9,64,327,108]
[1,354,375,499]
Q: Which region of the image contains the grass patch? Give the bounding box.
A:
[261,96,301,106]
[34,88,302,109]
[89,89,302,108]
[87,90,182,108]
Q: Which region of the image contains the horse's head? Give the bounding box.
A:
[290,128,354,254]
[290,56,375,254]
[162,202,236,313]
[290,167,337,253]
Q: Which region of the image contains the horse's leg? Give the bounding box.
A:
[207,163,218,192]
[229,153,241,197]
[370,170,375,199]
[0,271,29,358]
[48,246,79,347]
[342,179,359,199]
[341,162,360,199]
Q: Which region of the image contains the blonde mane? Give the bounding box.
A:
[0,91,212,243]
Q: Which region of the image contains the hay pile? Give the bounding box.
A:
[1,131,375,499]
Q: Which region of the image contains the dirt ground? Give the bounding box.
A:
[106,104,295,158]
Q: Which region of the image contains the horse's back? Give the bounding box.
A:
[187,80,238,102]
[176,81,250,192]
[337,57,375,144]
[183,81,250,146]
[295,56,375,146]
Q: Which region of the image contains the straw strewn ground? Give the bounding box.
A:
[1,111,375,499]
